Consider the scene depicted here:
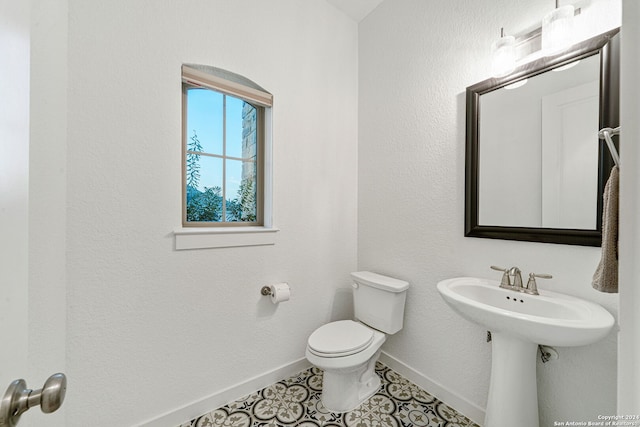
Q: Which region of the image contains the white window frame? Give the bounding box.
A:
[175,65,277,249]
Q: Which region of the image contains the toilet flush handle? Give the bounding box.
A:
[352,283,359,289]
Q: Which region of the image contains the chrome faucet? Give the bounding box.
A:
[490,266,552,295]
[508,267,524,290]
[491,265,523,290]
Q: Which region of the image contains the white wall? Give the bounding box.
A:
[359,0,620,424]
[38,1,358,425]
[618,0,640,415]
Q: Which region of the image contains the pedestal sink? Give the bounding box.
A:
[437,277,615,427]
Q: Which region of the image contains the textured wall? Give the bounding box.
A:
[618,0,640,414]
[359,0,620,424]
[61,1,358,425]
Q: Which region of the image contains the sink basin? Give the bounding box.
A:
[437,277,615,427]
[437,277,614,347]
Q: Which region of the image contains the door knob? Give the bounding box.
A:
[0,373,67,427]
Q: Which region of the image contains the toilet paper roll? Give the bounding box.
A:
[270,283,290,304]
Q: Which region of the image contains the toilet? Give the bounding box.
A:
[305,271,409,413]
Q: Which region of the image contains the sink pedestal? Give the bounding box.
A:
[485,332,539,427]
[437,277,615,427]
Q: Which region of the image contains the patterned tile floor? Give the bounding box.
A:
[179,362,480,427]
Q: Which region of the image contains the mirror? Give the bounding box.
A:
[465,28,619,246]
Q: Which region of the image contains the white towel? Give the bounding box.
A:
[592,165,619,293]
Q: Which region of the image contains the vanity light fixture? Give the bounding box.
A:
[491,28,516,78]
[541,0,575,56]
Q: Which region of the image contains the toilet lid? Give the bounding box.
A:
[308,320,374,357]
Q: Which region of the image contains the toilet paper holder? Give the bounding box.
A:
[261,283,291,303]
[260,286,272,296]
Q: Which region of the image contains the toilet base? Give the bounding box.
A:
[320,349,382,413]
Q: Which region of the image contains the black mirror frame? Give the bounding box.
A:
[465,28,620,246]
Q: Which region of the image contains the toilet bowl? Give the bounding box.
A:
[305,272,409,413]
[305,320,386,412]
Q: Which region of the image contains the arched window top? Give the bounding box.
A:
[182,64,272,107]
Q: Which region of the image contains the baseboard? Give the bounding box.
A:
[137,357,311,427]
[379,351,485,425]
[136,352,484,426]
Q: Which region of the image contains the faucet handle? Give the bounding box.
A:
[490,266,511,288]
[525,272,552,295]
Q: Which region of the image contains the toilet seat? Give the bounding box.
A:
[307,320,374,358]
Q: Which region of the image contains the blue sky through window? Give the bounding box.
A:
[186,89,222,155]
[186,88,245,198]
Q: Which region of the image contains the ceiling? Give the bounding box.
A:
[324,0,384,22]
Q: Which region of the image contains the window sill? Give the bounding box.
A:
[174,226,279,250]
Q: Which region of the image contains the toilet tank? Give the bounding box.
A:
[351,271,409,334]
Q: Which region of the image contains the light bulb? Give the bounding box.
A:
[491,33,516,78]
[542,4,575,56]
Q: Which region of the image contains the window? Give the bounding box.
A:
[181,65,272,227]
